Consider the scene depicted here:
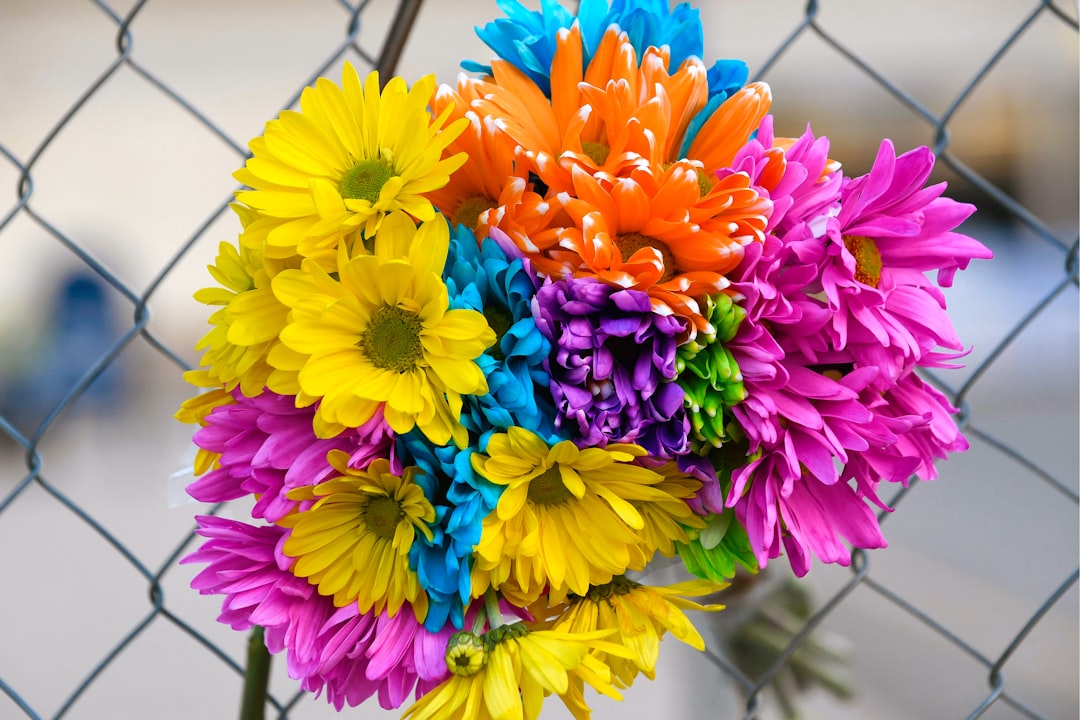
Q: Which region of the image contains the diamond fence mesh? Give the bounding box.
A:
[0,1,1076,719]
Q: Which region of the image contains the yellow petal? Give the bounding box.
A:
[374,210,420,262]
[236,190,316,218]
[226,288,288,345]
[409,215,451,274]
[482,647,523,720]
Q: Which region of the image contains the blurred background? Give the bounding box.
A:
[0,1,1076,718]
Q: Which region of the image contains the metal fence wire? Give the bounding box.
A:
[0,1,1077,719]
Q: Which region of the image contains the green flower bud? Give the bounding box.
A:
[445,631,488,677]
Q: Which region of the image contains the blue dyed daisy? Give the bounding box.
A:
[401,433,501,631]
[398,225,562,631]
[443,224,560,445]
[463,0,747,101]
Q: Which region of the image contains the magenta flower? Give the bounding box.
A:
[818,140,993,382]
[724,224,885,573]
[867,370,970,483]
[725,116,842,238]
[533,276,689,458]
[726,362,901,574]
[182,515,455,710]
[296,603,453,710]
[182,516,313,632]
[186,390,397,522]
[716,132,991,576]
[742,369,967,576]
[776,465,889,575]
[838,140,991,288]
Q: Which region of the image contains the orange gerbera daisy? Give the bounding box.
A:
[462,23,773,335]
[470,24,772,192]
[482,175,571,263]
[531,164,765,335]
[426,80,528,239]
[573,29,712,180]
[468,23,651,195]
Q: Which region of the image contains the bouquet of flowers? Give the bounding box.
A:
[176,1,992,717]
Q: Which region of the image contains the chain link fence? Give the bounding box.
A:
[0,1,1076,718]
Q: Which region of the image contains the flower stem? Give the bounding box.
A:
[483,588,504,629]
[239,625,272,720]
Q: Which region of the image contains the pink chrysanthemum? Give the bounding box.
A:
[865,370,970,484]
[295,603,454,710]
[727,362,899,575]
[723,225,892,574]
[721,132,990,574]
[183,515,312,631]
[182,515,455,710]
[186,390,397,522]
[724,116,841,238]
[817,140,993,383]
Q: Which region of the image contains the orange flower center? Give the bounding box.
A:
[842,235,883,288]
[615,232,677,282]
[452,195,497,230]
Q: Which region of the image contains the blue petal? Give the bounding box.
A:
[707,58,749,99]
[464,0,715,99]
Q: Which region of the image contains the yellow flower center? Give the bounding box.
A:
[451,195,497,230]
[663,161,714,198]
[581,141,611,166]
[811,361,854,383]
[696,169,715,198]
[842,235,883,288]
[360,305,424,373]
[483,305,513,362]
[340,158,394,203]
[445,631,488,677]
[364,495,404,539]
[615,232,677,282]
[527,466,573,506]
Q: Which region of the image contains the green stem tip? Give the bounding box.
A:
[483,587,505,630]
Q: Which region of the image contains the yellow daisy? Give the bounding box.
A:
[403,623,625,720]
[543,577,725,689]
[233,62,468,260]
[174,371,232,427]
[278,451,435,620]
[635,462,707,557]
[271,212,494,444]
[470,427,698,605]
[174,371,233,475]
[190,233,294,398]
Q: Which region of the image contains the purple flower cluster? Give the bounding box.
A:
[534,278,690,459]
